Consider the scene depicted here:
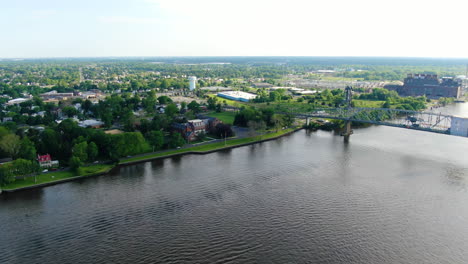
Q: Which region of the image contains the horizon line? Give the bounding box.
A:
[1,55,468,60]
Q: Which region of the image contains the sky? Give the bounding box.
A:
[1,0,467,58]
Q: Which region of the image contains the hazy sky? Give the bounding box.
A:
[1,0,467,58]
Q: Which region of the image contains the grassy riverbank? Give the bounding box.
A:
[119,128,297,164]
[1,164,113,191]
[1,128,298,192]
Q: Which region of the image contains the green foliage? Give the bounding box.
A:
[0,159,40,186]
[72,141,88,162]
[62,106,79,118]
[234,107,294,129]
[0,134,21,158]
[438,97,454,106]
[187,100,201,113]
[69,156,83,171]
[165,103,179,118]
[157,96,173,104]
[146,131,164,151]
[87,142,99,162]
[168,132,185,149]
[110,132,150,157]
[18,138,37,161]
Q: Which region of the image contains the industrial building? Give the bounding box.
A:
[217,91,257,102]
[451,116,468,137]
[384,74,461,99]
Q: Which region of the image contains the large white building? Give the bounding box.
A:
[217,91,257,102]
[188,76,197,91]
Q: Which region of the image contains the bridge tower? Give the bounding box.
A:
[342,86,353,142]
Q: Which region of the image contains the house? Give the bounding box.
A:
[37,154,59,168]
[172,117,221,142]
[78,119,104,128]
[2,117,13,123]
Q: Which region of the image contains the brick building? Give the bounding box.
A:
[384,74,461,99]
[172,117,220,142]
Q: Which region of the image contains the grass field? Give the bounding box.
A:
[353,100,385,108]
[208,94,249,107]
[1,164,113,190]
[205,111,237,124]
[120,128,297,164]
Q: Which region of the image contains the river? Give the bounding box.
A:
[1,104,468,264]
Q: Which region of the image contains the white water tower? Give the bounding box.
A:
[188,76,197,91]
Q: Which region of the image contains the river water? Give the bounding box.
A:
[1,104,468,264]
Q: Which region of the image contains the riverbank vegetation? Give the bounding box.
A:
[120,128,297,164]
[1,164,113,190]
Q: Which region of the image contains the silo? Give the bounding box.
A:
[189,76,197,91]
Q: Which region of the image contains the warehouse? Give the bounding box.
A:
[217,91,257,102]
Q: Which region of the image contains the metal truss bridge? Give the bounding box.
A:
[293,107,453,135]
[223,105,458,139]
[222,86,466,140]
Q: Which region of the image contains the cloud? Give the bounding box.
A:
[98,16,162,25]
[31,9,58,19]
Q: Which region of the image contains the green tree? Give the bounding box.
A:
[187,100,201,113]
[72,142,88,162]
[62,106,79,118]
[111,132,150,157]
[157,96,172,104]
[0,134,21,158]
[18,138,37,161]
[146,131,164,151]
[87,142,98,162]
[165,103,178,118]
[169,132,185,148]
[69,156,82,171]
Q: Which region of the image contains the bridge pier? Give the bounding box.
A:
[306,117,311,126]
[342,120,353,143]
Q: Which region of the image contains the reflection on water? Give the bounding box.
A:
[1,105,468,264]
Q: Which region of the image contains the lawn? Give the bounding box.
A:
[205,111,237,124]
[353,99,385,108]
[208,94,249,107]
[120,128,297,164]
[1,164,114,190]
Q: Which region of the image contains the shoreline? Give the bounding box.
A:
[1,127,302,194]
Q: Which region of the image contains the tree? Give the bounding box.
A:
[40,129,61,157]
[169,132,185,148]
[215,103,222,112]
[69,156,82,171]
[211,123,235,138]
[0,126,10,139]
[72,142,88,162]
[271,114,282,132]
[165,103,178,118]
[207,96,217,110]
[146,131,164,151]
[0,134,21,158]
[110,132,150,157]
[87,142,98,162]
[18,138,37,161]
[187,100,201,113]
[143,96,157,114]
[62,106,79,118]
[157,96,172,104]
[247,120,266,138]
[180,101,187,110]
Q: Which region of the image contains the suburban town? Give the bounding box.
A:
[0,58,467,191]
[3,0,468,262]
